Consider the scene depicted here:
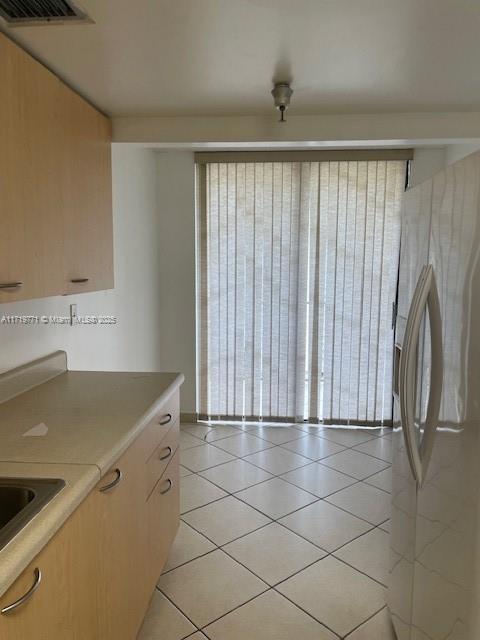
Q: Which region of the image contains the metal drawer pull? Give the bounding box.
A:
[159,479,173,495]
[70,278,89,284]
[0,282,23,290]
[158,413,172,426]
[1,568,42,615]
[99,468,123,493]
[159,446,172,461]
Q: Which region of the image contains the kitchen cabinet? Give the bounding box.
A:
[0,488,101,640]
[146,449,180,587]
[0,32,113,303]
[59,80,113,296]
[96,434,151,640]
[0,390,180,639]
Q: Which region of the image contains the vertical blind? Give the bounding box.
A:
[197,158,406,425]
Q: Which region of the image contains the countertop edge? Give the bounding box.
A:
[95,371,184,475]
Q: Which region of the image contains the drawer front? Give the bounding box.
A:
[145,421,179,499]
[146,449,180,586]
[139,391,180,461]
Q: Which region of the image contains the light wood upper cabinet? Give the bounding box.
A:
[0,488,101,640]
[0,32,113,303]
[59,82,113,296]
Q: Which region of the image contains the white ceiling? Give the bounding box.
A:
[3,0,480,118]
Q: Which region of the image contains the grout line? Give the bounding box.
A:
[154,587,202,634]
[270,586,342,638]
[343,603,388,638]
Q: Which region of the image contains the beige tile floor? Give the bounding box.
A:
[138,422,396,640]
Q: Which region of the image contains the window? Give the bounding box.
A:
[197,152,408,425]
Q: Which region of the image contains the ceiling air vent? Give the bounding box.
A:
[0,0,92,25]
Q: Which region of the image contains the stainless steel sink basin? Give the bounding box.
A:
[0,478,65,551]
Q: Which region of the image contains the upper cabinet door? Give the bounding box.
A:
[0,32,113,303]
[59,84,114,296]
[0,34,64,302]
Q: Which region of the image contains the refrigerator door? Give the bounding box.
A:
[389,180,432,640]
[411,154,480,640]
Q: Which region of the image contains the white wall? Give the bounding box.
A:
[0,146,164,375]
[445,142,480,166]
[155,151,196,414]
[409,147,446,187]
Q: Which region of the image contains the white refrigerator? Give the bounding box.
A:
[389,151,480,640]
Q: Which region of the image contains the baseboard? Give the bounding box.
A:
[180,412,198,424]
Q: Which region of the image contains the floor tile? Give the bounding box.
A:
[223,523,326,585]
[213,432,274,456]
[162,521,216,573]
[137,590,195,640]
[203,425,244,442]
[334,528,390,585]
[281,462,356,498]
[200,458,272,493]
[281,435,345,460]
[277,556,386,637]
[180,444,236,472]
[235,477,317,519]
[180,474,227,514]
[182,496,271,545]
[317,428,377,447]
[364,467,392,493]
[180,432,205,451]
[204,590,336,639]
[179,465,193,477]
[185,634,207,640]
[279,500,372,552]
[157,550,267,628]
[354,437,393,462]
[345,607,396,639]
[320,449,389,479]
[253,426,305,445]
[244,447,310,475]
[325,482,390,525]
[235,478,318,520]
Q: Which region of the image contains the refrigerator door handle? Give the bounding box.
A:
[399,264,442,487]
[419,267,443,483]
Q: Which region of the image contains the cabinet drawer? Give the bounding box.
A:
[139,391,180,461]
[146,449,180,586]
[146,421,179,499]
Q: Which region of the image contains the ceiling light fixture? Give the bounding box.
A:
[271,82,293,122]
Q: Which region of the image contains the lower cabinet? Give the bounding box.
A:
[0,488,101,640]
[96,434,151,640]
[146,449,180,587]
[0,395,180,640]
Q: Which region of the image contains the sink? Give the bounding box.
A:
[0,478,65,551]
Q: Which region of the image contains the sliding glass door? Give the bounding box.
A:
[197,154,406,425]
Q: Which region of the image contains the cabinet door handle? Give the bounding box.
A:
[99,468,123,493]
[159,446,172,461]
[0,282,23,290]
[159,478,173,495]
[158,413,172,426]
[1,568,42,615]
[70,278,89,284]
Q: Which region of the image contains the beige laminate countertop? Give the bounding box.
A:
[0,369,184,598]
